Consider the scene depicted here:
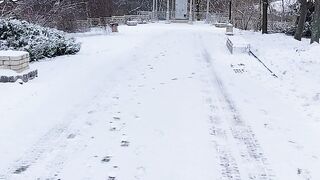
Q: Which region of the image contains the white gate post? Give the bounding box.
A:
[206,0,210,23]
[188,0,193,24]
[166,0,171,23]
[152,0,156,21]
[155,0,158,21]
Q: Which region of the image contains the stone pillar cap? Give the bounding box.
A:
[0,50,29,60]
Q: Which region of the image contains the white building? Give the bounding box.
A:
[175,0,189,19]
[152,0,211,22]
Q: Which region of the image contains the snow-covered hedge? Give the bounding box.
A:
[268,22,292,33]
[285,22,312,38]
[0,19,81,61]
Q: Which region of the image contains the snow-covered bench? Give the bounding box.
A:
[226,36,250,54]
[215,22,229,28]
[126,20,138,26]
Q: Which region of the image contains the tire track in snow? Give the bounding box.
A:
[201,46,275,180]
[203,89,242,180]
[194,33,242,180]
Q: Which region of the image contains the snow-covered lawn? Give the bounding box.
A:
[0,23,319,180]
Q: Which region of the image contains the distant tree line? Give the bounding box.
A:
[213,0,319,43]
[0,0,319,43]
[0,0,153,30]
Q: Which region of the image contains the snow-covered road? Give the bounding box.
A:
[1,23,319,180]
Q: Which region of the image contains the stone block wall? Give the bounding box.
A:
[0,70,38,83]
[0,51,30,73]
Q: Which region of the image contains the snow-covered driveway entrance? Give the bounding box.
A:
[1,23,319,180]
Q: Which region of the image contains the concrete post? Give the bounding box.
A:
[155,0,158,21]
[188,0,193,24]
[166,0,171,23]
[206,0,210,23]
[152,0,156,21]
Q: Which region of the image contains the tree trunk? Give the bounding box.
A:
[294,0,308,41]
[229,0,232,23]
[311,0,320,43]
[262,0,268,34]
[281,0,285,22]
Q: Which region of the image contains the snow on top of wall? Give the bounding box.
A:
[0,50,28,57]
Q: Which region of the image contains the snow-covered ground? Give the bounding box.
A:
[0,23,319,180]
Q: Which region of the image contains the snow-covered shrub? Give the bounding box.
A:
[0,19,80,61]
[285,22,312,38]
[268,21,295,33]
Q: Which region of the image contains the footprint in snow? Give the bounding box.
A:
[108,173,117,180]
[87,110,95,114]
[113,117,121,121]
[121,135,130,147]
[297,168,311,179]
[101,155,112,163]
[109,122,117,131]
[108,166,119,179]
[13,165,30,174]
[67,133,76,139]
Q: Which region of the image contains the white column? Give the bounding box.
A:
[152,0,156,21]
[155,0,158,21]
[166,0,171,23]
[188,0,193,24]
[206,0,210,23]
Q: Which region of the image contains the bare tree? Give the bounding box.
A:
[5,0,87,31]
[232,0,260,30]
[311,0,320,43]
[113,0,151,15]
[0,0,19,17]
[262,0,268,34]
[294,0,308,40]
[86,0,113,18]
